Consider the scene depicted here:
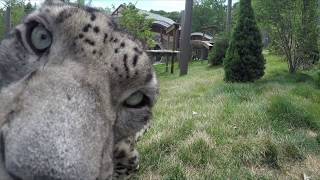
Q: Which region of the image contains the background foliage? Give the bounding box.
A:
[253,0,319,73]
[119,4,156,48]
[208,35,229,66]
[0,0,35,39]
[192,0,226,34]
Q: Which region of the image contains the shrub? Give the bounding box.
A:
[223,0,265,82]
[316,71,320,88]
[209,36,229,66]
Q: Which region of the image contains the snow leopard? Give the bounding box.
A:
[0,0,158,179]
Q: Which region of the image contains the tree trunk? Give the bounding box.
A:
[180,0,193,76]
[288,40,297,74]
[4,6,11,36]
[288,59,297,73]
[226,0,232,34]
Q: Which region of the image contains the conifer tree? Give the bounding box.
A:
[224,0,265,82]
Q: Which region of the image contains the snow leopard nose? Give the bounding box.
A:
[1,109,113,180]
[0,65,116,180]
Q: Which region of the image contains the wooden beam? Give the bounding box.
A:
[145,50,180,54]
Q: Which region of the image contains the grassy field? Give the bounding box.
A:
[134,54,320,179]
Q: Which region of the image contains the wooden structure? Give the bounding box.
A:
[189,25,219,60]
[190,32,214,60]
[191,40,213,60]
[112,4,178,68]
[146,50,180,74]
[111,3,218,75]
[146,24,180,74]
[165,23,180,73]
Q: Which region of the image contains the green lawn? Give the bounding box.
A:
[135,54,320,179]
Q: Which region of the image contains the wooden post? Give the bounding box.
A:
[166,35,171,72]
[176,29,181,68]
[180,0,193,76]
[171,30,176,74]
[179,11,185,68]
[175,29,180,50]
[226,0,232,34]
[201,48,208,60]
[160,31,163,43]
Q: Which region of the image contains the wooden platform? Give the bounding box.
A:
[145,50,180,54]
[146,50,180,74]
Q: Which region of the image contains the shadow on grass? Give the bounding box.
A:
[207,64,224,70]
[259,70,315,85]
[267,95,320,131]
[138,119,196,170]
[178,138,216,167]
[208,83,264,103]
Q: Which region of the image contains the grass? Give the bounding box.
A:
[134,54,320,179]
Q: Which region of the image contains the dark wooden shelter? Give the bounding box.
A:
[190,32,213,60]
[111,3,219,74]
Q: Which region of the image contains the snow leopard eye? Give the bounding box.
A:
[26,22,52,54]
[124,91,150,108]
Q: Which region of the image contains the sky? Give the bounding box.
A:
[28,0,239,12]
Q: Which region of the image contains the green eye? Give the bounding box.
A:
[124,91,149,108]
[30,25,52,51]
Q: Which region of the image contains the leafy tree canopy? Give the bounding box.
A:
[0,0,35,39]
[119,4,155,48]
[253,0,319,72]
[192,0,226,33]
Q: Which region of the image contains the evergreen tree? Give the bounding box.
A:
[224,0,265,82]
[299,0,319,66]
[24,1,35,15]
[208,35,229,66]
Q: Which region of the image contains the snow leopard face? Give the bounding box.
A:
[0,0,158,179]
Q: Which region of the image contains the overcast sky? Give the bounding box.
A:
[28,0,239,12]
